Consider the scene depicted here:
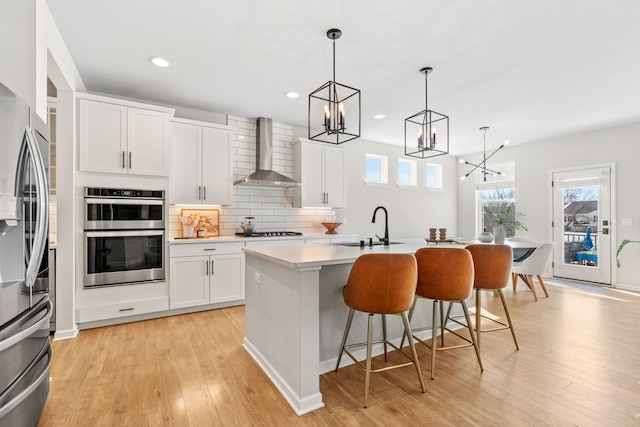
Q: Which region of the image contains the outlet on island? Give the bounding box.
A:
[254,272,262,284]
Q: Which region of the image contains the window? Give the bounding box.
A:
[425,163,443,189]
[366,154,388,184]
[398,159,417,186]
[476,162,518,237]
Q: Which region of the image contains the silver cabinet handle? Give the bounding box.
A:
[205,259,209,276]
[129,151,132,168]
[122,151,126,168]
[203,186,207,201]
[211,260,214,275]
[198,186,202,200]
[204,248,217,251]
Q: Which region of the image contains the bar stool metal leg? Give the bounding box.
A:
[364,313,375,407]
[497,289,519,350]
[461,300,483,371]
[335,308,355,372]
[431,300,438,380]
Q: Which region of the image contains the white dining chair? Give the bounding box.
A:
[511,242,554,301]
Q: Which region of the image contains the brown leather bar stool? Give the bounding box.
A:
[403,247,483,379]
[465,244,519,352]
[335,253,425,408]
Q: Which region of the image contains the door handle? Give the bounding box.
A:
[602,228,609,235]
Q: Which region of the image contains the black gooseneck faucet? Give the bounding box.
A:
[371,206,389,246]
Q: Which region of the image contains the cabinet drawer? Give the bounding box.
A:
[78,296,169,323]
[170,242,245,257]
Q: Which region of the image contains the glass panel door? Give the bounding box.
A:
[552,166,611,284]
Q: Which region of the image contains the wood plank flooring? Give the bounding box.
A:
[38,282,640,426]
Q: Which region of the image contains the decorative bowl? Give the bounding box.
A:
[320,222,342,235]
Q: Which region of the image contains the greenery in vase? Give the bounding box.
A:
[483,202,527,236]
[616,239,640,268]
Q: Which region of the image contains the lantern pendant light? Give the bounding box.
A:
[404,67,449,159]
[308,28,361,144]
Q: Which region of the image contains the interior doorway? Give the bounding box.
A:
[551,165,613,285]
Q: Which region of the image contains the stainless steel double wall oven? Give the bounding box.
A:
[83,187,165,288]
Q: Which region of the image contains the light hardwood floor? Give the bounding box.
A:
[39,282,640,426]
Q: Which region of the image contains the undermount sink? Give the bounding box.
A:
[337,241,403,247]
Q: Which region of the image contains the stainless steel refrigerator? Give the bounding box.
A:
[0,82,52,426]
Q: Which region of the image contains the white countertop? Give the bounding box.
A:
[242,239,428,269]
[242,239,539,269]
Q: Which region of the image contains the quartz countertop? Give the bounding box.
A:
[242,239,429,269]
[241,238,539,269]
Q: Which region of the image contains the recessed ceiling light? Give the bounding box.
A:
[285,91,300,99]
[149,56,170,67]
[373,114,386,119]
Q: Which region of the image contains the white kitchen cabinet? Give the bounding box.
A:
[78,94,173,176]
[170,119,233,205]
[169,242,245,309]
[293,138,346,208]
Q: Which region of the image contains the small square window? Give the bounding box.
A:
[426,163,443,189]
[366,154,388,184]
[398,159,417,186]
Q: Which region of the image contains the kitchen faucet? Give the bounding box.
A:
[371,206,389,246]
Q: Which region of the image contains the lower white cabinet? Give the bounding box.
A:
[169,243,245,310]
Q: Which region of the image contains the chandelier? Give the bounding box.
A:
[404,67,449,159]
[308,28,361,144]
[460,126,509,181]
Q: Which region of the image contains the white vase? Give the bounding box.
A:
[493,225,506,244]
[183,225,195,238]
[478,231,494,243]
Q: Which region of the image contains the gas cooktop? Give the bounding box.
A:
[236,231,303,238]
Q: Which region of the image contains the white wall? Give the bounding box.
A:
[0,0,36,103]
[340,139,459,240]
[457,121,640,288]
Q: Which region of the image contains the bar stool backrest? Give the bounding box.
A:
[466,244,513,290]
[343,253,417,314]
[414,247,474,301]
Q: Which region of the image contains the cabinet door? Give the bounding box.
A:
[323,146,346,208]
[300,142,325,207]
[170,122,202,204]
[79,99,128,174]
[128,108,169,176]
[169,256,210,309]
[202,127,232,205]
[210,253,245,303]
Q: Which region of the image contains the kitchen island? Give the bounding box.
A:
[242,240,431,415]
[242,239,540,415]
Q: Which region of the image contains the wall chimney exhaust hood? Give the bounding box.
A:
[234,117,301,188]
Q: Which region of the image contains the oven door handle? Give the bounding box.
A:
[85,230,165,238]
[85,198,164,205]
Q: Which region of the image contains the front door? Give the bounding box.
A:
[552,166,612,284]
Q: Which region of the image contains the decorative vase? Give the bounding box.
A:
[493,225,506,244]
[183,225,194,238]
[478,231,494,243]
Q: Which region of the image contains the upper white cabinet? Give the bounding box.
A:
[293,138,346,208]
[78,93,173,176]
[169,119,233,205]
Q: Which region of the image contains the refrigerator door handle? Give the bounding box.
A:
[0,300,51,353]
[0,342,52,417]
[20,128,49,289]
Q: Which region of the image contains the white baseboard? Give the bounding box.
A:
[53,325,79,341]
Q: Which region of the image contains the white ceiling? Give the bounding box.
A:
[46,0,640,155]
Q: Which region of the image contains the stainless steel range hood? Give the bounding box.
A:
[234,117,300,187]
